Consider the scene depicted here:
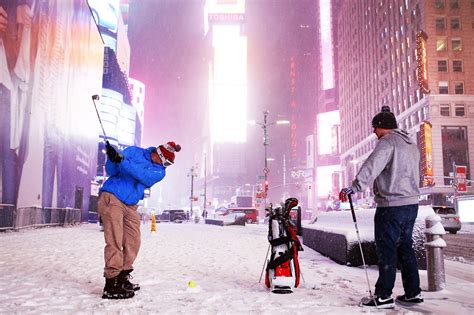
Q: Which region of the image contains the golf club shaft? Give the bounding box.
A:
[91,96,108,142]
[348,194,374,300]
[259,243,271,283]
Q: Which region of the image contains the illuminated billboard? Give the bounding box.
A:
[0,0,103,217]
[204,0,245,35]
[129,78,145,127]
[317,110,340,155]
[420,121,434,186]
[88,0,120,51]
[317,165,341,197]
[416,31,430,94]
[210,25,247,143]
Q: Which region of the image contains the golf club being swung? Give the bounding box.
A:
[91,94,109,143]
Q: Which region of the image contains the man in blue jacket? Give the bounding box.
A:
[98,141,181,299]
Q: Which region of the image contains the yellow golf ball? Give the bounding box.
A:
[188,280,196,288]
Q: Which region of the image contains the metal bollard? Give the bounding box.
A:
[425,214,447,291]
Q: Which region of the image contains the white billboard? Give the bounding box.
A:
[317,110,340,155]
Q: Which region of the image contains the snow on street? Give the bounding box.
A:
[1,222,473,314]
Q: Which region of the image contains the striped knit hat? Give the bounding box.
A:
[157,142,181,165]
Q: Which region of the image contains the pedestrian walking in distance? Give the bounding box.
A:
[339,106,423,309]
[98,141,181,299]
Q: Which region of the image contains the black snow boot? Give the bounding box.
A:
[102,275,135,299]
[119,269,140,291]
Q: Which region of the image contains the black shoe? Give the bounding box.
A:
[102,275,135,299]
[360,295,394,309]
[119,269,140,291]
[396,293,424,305]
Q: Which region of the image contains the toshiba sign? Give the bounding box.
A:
[208,13,245,23]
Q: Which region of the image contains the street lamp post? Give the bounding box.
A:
[263,111,269,202]
[250,110,290,215]
[188,166,197,220]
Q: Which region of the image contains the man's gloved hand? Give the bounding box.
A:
[339,187,354,202]
[105,141,123,163]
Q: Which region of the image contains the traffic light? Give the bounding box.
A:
[264,179,269,191]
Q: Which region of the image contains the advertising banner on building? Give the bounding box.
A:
[0,0,103,219]
[420,121,434,186]
[416,30,430,94]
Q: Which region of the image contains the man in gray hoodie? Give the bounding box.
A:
[339,106,422,309]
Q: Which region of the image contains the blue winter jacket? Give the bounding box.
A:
[100,146,166,205]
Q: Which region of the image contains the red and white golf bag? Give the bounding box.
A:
[264,198,303,294]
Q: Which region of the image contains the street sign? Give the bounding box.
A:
[263,167,270,174]
[455,165,467,192]
[257,175,265,180]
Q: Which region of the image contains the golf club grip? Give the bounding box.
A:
[91,97,108,141]
[348,194,357,223]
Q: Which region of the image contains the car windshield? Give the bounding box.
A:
[434,207,456,215]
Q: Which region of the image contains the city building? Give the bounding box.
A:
[88,0,138,219]
[334,0,474,205]
[245,0,321,209]
[202,0,248,208]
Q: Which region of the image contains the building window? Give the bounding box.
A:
[437,38,447,51]
[435,0,445,9]
[452,39,462,51]
[440,104,450,116]
[438,60,448,72]
[439,81,449,94]
[453,60,463,72]
[436,17,446,29]
[455,104,465,116]
[441,126,469,185]
[451,17,461,29]
[449,0,460,9]
[454,82,464,94]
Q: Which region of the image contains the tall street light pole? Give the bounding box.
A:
[263,110,270,207]
[203,153,207,219]
[249,110,290,216]
[188,166,197,220]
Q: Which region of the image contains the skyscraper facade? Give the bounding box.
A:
[335,0,474,202]
[246,0,321,207]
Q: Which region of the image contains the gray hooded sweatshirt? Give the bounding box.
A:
[350,129,420,207]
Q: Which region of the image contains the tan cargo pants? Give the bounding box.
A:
[98,192,141,278]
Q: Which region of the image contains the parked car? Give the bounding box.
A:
[225,207,258,224]
[432,205,462,234]
[156,210,186,223]
[215,207,229,216]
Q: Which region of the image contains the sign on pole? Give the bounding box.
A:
[455,165,467,192]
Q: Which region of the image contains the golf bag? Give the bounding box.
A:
[264,198,303,294]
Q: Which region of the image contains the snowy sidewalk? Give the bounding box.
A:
[0,223,473,314]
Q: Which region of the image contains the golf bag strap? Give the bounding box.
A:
[269,236,291,246]
[286,225,303,251]
[267,246,295,270]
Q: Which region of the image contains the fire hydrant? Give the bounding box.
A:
[425,214,447,291]
[151,213,157,233]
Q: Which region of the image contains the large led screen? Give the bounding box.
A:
[0,0,104,219]
[210,24,247,143]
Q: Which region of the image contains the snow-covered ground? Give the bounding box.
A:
[1,222,473,314]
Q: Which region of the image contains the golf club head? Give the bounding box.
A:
[92,94,100,100]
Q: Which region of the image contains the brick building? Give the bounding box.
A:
[335,0,474,203]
